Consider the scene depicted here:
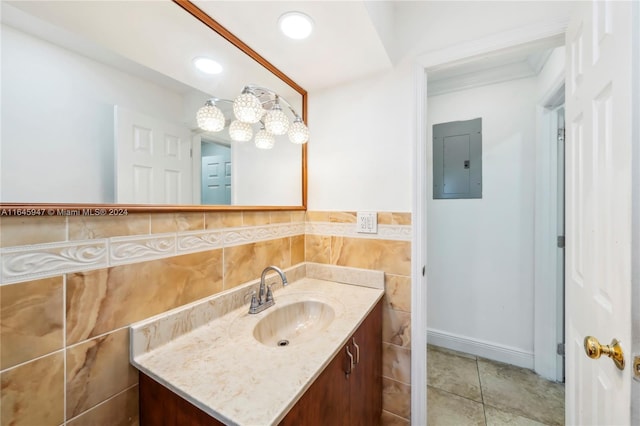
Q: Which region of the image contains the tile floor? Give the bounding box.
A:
[427,345,565,426]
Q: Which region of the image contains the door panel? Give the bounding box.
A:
[443,134,471,194]
[201,154,231,205]
[115,106,192,204]
[565,1,633,425]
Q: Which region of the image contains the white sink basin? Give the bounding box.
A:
[253,300,335,346]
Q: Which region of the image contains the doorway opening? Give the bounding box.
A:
[422,44,567,423]
[425,43,566,366]
[201,139,232,205]
[411,21,570,424]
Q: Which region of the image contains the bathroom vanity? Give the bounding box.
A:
[130,264,384,425]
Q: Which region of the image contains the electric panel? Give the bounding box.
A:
[433,118,482,199]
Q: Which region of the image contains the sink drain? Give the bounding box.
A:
[277,339,290,347]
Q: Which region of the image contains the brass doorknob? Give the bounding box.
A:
[584,336,625,370]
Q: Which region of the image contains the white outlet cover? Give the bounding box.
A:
[356,211,378,234]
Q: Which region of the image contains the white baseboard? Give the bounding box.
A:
[427,328,534,370]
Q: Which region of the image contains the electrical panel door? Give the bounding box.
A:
[433,118,482,199]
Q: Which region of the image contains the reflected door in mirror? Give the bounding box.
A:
[115,106,193,204]
[201,141,231,205]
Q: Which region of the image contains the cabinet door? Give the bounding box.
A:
[349,300,382,425]
[280,345,350,425]
[139,373,224,426]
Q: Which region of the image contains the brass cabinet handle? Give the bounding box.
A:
[584,336,625,370]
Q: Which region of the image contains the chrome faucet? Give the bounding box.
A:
[248,265,288,314]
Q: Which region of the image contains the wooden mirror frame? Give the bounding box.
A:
[0,0,307,214]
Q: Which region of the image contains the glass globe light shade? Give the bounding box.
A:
[228,120,253,142]
[288,118,309,144]
[233,92,264,123]
[264,104,290,135]
[255,129,275,149]
[196,101,225,132]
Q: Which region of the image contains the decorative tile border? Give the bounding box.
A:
[305,222,412,241]
[1,240,108,284]
[110,234,177,266]
[0,222,305,285]
[0,220,410,285]
[177,230,225,253]
[223,222,305,247]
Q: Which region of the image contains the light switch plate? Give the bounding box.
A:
[356,212,378,234]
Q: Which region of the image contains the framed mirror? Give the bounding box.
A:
[0,0,307,212]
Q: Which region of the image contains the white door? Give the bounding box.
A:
[115,106,192,204]
[565,1,633,425]
[201,154,231,205]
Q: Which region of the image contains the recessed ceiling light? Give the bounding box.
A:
[193,57,223,75]
[278,11,313,40]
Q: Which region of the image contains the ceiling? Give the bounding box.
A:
[192,1,575,94]
[5,1,573,97]
[426,36,565,96]
[193,0,394,92]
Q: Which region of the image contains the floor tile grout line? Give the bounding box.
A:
[481,402,555,426]
[428,345,565,425]
[427,384,484,406]
[476,357,488,426]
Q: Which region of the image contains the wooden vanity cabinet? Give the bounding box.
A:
[280,299,383,426]
[349,299,383,424]
[139,373,225,426]
[139,299,382,426]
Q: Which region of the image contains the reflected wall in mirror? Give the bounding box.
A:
[1,0,306,208]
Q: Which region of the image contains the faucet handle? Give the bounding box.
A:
[247,291,259,312]
[266,285,274,303]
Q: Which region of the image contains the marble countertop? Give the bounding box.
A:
[130,264,384,426]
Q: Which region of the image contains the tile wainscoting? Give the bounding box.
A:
[0,210,412,425]
[305,211,412,424]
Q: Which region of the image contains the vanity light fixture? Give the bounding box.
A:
[228,120,253,142]
[278,11,313,40]
[263,97,289,135]
[196,99,225,132]
[288,117,310,145]
[254,125,275,149]
[233,90,264,123]
[195,84,309,149]
[193,57,223,75]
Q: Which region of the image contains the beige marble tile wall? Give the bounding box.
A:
[0,211,305,426]
[305,211,412,426]
[1,210,411,425]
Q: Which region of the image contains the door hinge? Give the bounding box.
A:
[190,148,193,158]
[634,355,640,382]
[557,128,565,142]
[557,343,565,356]
[557,236,565,248]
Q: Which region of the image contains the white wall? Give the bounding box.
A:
[232,136,302,206]
[307,62,413,212]
[306,2,575,213]
[426,77,538,363]
[1,25,184,203]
